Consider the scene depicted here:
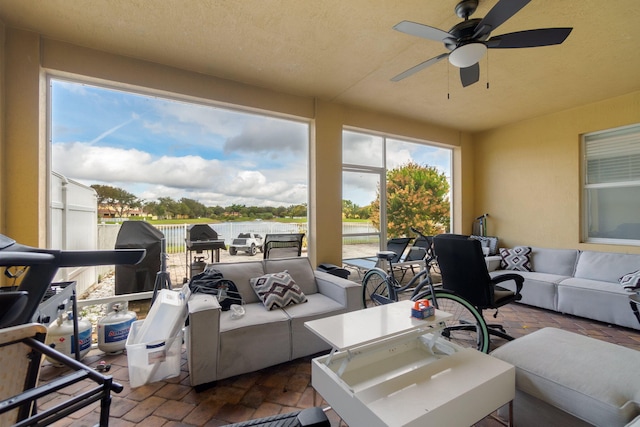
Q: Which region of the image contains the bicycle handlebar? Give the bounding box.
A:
[409,227,430,240]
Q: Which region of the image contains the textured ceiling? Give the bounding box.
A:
[0,0,638,132]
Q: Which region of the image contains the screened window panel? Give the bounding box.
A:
[585,187,640,240]
[342,130,383,167]
[583,123,640,243]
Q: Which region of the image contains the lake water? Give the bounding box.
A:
[156,221,378,250]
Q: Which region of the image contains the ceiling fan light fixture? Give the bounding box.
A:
[448,42,487,68]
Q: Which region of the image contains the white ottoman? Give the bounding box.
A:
[491,327,640,427]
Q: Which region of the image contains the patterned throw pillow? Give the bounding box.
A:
[499,246,532,271]
[250,271,307,310]
[619,270,640,290]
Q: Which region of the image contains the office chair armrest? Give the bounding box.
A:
[491,273,524,294]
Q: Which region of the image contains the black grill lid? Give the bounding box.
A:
[187,224,219,241]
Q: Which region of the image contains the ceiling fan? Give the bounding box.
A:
[391,0,572,87]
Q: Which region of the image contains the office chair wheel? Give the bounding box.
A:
[362,268,394,308]
[413,290,490,353]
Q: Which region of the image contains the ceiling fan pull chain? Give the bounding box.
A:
[486,51,490,90]
[447,63,450,99]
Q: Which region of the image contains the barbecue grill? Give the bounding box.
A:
[185,224,226,280]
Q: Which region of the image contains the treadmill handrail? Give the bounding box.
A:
[0,252,56,266]
[0,233,147,328]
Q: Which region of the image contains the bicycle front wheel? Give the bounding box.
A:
[414,290,490,353]
[362,268,393,308]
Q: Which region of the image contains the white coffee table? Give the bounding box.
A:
[305,301,515,427]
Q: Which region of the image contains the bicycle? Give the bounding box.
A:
[361,228,491,353]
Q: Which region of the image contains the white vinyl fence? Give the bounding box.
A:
[96,221,378,253]
[50,172,99,296]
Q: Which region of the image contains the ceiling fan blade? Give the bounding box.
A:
[391,53,449,82]
[460,63,480,87]
[488,28,573,48]
[393,20,451,42]
[473,0,531,37]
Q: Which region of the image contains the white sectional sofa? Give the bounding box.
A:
[486,247,640,330]
[186,257,361,387]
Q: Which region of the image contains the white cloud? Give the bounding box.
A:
[149,100,250,140]
[52,142,307,206]
[224,120,307,154]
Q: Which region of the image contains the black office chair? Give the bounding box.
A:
[433,234,524,343]
[221,407,329,427]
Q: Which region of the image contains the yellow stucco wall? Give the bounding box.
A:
[3,29,46,247]
[0,21,4,234]
[473,90,640,253]
[0,28,465,266]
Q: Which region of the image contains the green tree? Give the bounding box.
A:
[288,203,307,218]
[91,184,141,218]
[356,204,372,220]
[370,162,450,237]
[226,204,245,217]
[144,201,163,218]
[206,205,225,218]
[157,197,179,219]
[180,197,206,218]
[342,199,359,219]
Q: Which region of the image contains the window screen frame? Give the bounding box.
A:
[582,123,640,245]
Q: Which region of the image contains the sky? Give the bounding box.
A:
[51,79,451,209]
[51,80,309,208]
[342,130,452,207]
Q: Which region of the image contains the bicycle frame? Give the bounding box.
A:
[361,229,490,352]
[369,227,437,304]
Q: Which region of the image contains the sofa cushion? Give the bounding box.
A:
[574,251,640,283]
[251,271,308,310]
[557,277,640,329]
[500,246,532,271]
[263,257,318,295]
[219,301,290,332]
[212,261,265,304]
[217,302,291,379]
[283,293,346,359]
[529,247,579,276]
[620,270,640,290]
[490,271,564,311]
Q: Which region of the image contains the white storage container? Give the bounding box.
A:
[133,285,189,345]
[126,320,183,388]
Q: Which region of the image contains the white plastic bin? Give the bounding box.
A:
[126,320,183,388]
[134,286,189,344]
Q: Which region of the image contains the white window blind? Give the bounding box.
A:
[585,125,640,184]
